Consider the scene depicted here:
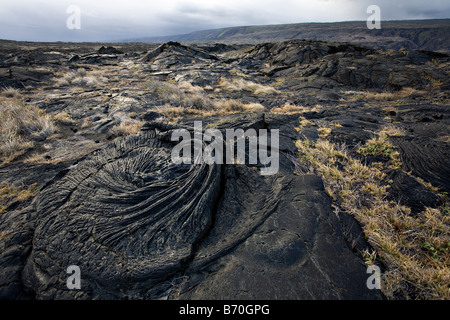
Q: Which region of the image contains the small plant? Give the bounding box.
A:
[295,117,314,132]
[358,140,394,157]
[318,127,331,139]
[52,112,77,125]
[0,87,21,99]
[380,125,405,137]
[357,132,402,169]
[111,119,144,136]
[219,99,265,113]
[362,249,378,265]
[422,241,449,260]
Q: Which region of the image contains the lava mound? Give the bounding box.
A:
[22,127,221,298]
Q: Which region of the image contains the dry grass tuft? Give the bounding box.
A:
[111,119,144,136]
[271,104,319,114]
[0,89,55,164]
[346,87,425,102]
[52,112,77,125]
[56,68,107,88]
[357,130,402,169]
[168,92,213,110]
[0,181,40,214]
[317,127,332,139]
[0,87,22,99]
[154,98,266,122]
[379,125,405,137]
[153,106,212,122]
[217,77,278,95]
[176,81,205,94]
[147,79,267,121]
[218,99,266,113]
[147,79,215,111]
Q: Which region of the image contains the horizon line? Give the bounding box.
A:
[1,17,449,44]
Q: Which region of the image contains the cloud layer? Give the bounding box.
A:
[0,0,449,41]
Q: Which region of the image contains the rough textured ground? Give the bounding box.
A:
[0,39,448,299]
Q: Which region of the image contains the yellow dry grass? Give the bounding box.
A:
[112,119,144,136]
[346,87,425,102]
[154,99,266,122]
[217,77,278,95]
[0,181,40,214]
[52,112,77,125]
[56,68,107,88]
[271,103,319,114]
[295,134,449,300]
[0,89,55,164]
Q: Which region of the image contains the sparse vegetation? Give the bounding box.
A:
[112,119,144,136]
[317,127,332,139]
[379,124,404,137]
[0,88,55,164]
[219,99,265,113]
[0,36,449,300]
[52,112,77,125]
[145,79,267,121]
[300,117,314,127]
[176,81,205,94]
[154,98,266,122]
[295,133,449,300]
[270,103,318,114]
[147,79,215,111]
[345,87,425,102]
[56,68,107,88]
[357,129,402,169]
[217,77,278,95]
[0,181,40,214]
[0,87,22,99]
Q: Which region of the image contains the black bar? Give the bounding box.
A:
[0,300,446,319]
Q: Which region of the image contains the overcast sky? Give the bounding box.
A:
[1,0,449,42]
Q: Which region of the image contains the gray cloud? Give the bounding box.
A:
[0,0,448,42]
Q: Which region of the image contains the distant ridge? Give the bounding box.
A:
[123,19,450,52]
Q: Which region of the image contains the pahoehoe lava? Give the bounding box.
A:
[4,35,448,299]
[0,115,383,299]
[21,126,222,298]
